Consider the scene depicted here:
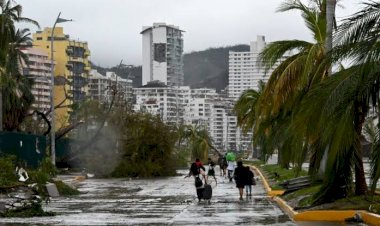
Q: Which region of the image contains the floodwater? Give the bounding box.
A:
[0,169,367,225]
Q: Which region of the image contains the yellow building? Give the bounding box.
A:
[33,27,91,129]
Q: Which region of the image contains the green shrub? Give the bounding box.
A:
[0,155,18,187]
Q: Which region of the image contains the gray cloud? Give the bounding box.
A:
[18,0,363,67]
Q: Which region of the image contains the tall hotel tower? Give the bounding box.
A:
[228,35,269,100]
[141,23,184,87]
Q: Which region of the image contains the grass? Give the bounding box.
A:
[245,159,380,214]
[282,185,380,214]
[248,161,308,190]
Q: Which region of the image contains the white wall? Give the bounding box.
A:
[142,31,152,86]
[152,26,168,84]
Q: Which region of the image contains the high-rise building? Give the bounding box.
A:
[20,47,53,113]
[133,84,252,154]
[141,23,184,87]
[33,27,91,127]
[228,35,271,99]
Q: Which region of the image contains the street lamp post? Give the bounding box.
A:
[50,12,72,166]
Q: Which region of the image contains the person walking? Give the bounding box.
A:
[244,166,254,197]
[207,158,217,185]
[186,158,206,201]
[227,159,236,182]
[233,160,247,200]
[217,155,224,176]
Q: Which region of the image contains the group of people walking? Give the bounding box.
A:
[186,157,256,201]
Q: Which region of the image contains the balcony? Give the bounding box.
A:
[84,66,91,72]
[68,56,84,63]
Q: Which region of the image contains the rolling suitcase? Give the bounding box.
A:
[203,183,212,200]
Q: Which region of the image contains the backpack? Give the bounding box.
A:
[195,175,203,187]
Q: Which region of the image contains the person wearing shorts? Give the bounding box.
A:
[207,158,217,185]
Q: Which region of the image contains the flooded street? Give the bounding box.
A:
[0,169,366,225]
[0,169,296,225]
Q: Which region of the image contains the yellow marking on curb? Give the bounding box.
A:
[250,165,285,197]
[269,190,285,196]
[273,196,298,218]
[249,164,380,226]
[362,212,380,226]
[294,210,357,222]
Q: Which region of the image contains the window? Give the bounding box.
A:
[36,37,42,40]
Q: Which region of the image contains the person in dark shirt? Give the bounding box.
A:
[219,155,228,177]
[207,158,217,185]
[186,158,206,201]
[244,166,254,197]
[233,160,247,200]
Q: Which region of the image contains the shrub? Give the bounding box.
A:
[0,155,18,187]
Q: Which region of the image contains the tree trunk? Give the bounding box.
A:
[325,0,336,76]
[354,101,368,195]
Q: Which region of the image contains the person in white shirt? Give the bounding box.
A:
[227,160,236,182]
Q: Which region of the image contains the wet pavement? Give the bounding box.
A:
[0,169,367,225]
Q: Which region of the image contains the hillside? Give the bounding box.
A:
[183,44,249,91]
[92,44,250,91]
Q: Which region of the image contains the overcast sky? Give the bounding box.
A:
[18,0,363,67]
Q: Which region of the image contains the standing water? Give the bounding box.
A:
[0,169,367,225]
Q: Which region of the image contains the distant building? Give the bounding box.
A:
[133,82,188,125]
[88,70,133,104]
[21,47,53,113]
[141,23,184,87]
[134,84,252,153]
[33,27,91,128]
[228,35,279,99]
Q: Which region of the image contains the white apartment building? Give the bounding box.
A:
[88,70,133,104]
[21,47,53,113]
[134,84,252,153]
[211,98,252,153]
[210,102,228,151]
[228,35,271,99]
[183,88,218,127]
[133,82,190,125]
[141,23,184,87]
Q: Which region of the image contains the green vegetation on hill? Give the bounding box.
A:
[92,44,249,91]
[184,45,250,91]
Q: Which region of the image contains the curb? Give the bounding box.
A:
[250,165,380,226]
[250,166,285,196]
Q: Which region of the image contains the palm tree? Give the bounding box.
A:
[234,81,265,134]
[0,0,39,131]
[255,0,330,170]
[183,124,214,161]
[2,28,34,131]
[313,1,380,196]
[0,0,38,64]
